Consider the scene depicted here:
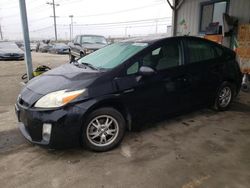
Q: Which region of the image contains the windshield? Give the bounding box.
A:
[81,36,107,44]
[78,42,148,69]
[0,42,19,49]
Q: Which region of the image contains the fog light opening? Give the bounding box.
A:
[42,123,52,142]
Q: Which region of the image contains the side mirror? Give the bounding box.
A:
[139,66,155,76]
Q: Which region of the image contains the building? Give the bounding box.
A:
[172,0,250,37]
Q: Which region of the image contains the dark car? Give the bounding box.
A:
[15,36,242,152]
[49,43,69,54]
[0,41,24,60]
[68,35,107,60]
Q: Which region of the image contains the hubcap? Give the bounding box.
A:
[218,86,232,108]
[86,115,119,147]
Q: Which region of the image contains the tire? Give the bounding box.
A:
[80,52,84,58]
[69,51,75,62]
[82,107,126,152]
[213,82,235,111]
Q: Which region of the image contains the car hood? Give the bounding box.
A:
[0,48,24,54]
[82,43,106,49]
[20,64,102,105]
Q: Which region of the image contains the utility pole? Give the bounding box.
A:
[0,24,3,40]
[69,24,71,40]
[155,19,158,34]
[47,0,59,41]
[125,26,130,38]
[69,15,74,40]
[19,0,33,80]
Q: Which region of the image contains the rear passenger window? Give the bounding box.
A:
[187,40,216,63]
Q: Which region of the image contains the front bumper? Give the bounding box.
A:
[0,55,24,60]
[57,49,69,54]
[15,102,88,148]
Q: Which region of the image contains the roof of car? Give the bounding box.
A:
[121,35,169,44]
[120,35,220,45]
[78,34,106,38]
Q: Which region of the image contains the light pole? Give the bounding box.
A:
[69,15,74,40]
[155,19,158,34]
[19,0,33,80]
[47,0,59,41]
[0,24,3,40]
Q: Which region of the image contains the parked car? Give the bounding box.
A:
[49,43,69,54]
[37,42,53,53]
[0,41,24,60]
[68,35,107,60]
[30,43,37,51]
[15,36,242,151]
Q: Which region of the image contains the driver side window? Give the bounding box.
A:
[126,41,181,75]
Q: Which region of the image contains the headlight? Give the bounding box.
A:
[84,49,94,54]
[34,89,86,108]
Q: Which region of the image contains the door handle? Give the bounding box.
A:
[177,77,188,82]
[123,88,135,93]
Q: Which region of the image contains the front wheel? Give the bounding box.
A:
[82,107,126,152]
[213,82,235,111]
[69,51,75,62]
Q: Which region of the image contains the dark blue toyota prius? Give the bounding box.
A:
[15,36,242,151]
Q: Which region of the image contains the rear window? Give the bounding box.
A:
[186,39,218,64]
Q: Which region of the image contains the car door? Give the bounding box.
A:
[114,39,189,121]
[183,37,224,106]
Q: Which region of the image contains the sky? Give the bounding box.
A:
[0,0,173,40]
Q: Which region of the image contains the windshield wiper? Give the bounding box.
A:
[71,59,99,70]
[81,62,99,70]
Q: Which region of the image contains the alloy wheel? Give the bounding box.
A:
[218,86,232,108]
[86,115,119,147]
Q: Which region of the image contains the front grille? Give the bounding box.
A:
[6,53,20,57]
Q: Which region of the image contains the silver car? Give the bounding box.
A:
[0,41,24,60]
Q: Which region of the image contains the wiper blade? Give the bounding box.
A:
[71,60,85,68]
[81,62,99,70]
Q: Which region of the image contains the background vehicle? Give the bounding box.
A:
[68,35,107,61]
[15,36,242,152]
[30,43,37,51]
[0,41,24,60]
[49,43,69,54]
[37,42,53,53]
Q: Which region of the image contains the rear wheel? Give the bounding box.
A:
[213,82,235,111]
[82,107,126,152]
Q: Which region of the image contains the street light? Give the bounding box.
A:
[69,15,74,40]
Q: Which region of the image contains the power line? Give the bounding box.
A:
[59,2,165,18]
[30,25,54,33]
[58,17,171,27]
